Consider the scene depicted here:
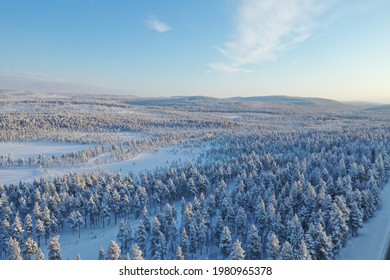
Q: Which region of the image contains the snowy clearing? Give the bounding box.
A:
[0,141,93,158]
[0,143,207,186]
[337,180,390,260]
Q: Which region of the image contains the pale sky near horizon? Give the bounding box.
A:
[0,0,389,103]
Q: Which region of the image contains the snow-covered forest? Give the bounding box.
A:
[0,91,389,260]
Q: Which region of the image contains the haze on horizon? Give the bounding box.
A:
[0,0,389,103]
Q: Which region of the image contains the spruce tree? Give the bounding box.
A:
[8,237,22,260]
[132,243,144,260]
[219,226,232,259]
[23,237,38,260]
[229,240,245,260]
[176,246,185,260]
[266,232,280,260]
[107,240,121,260]
[48,236,62,260]
[98,246,105,260]
[247,225,262,259]
[36,249,45,260]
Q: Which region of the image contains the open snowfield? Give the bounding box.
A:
[0,142,207,185]
[337,180,390,260]
[0,141,93,158]
[48,222,122,260]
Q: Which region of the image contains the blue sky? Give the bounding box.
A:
[0,0,389,102]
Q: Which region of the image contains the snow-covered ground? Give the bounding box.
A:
[0,141,93,158]
[50,222,122,260]
[337,180,390,260]
[0,142,207,186]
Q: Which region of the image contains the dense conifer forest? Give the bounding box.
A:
[0,91,389,260]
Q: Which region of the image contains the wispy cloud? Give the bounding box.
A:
[207,62,252,74]
[209,0,334,73]
[146,16,172,33]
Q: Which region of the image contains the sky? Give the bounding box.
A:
[0,0,389,103]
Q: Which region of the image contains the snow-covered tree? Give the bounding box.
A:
[247,225,262,259]
[24,214,33,238]
[68,210,84,238]
[180,228,189,259]
[229,240,245,260]
[117,219,133,254]
[35,219,45,247]
[137,220,147,254]
[48,236,62,260]
[280,241,294,260]
[98,246,105,260]
[219,226,232,259]
[107,240,121,260]
[12,214,24,244]
[132,243,144,260]
[23,237,38,260]
[176,246,185,260]
[295,239,311,260]
[8,237,22,260]
[36,249,45,260]
[266,232,280,260]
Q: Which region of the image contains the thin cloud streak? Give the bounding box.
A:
[207,62,252,74]
[146,16,172,33]
[210,0,334,73]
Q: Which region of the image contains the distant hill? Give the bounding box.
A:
[229,95,342,106]
[363,104,390,113]
[125,96,220,107]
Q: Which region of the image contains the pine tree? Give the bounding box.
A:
[214,216,224,242]
[247,225,262,259]
[12,214,24,244]
[152,231,166,260]
[164,203,177,243]
[176,246,185,260]
[314,224,333,260]
[132,243,144,260]
[280,241,294,260]
[24,214,33,238]
[48,236,62,260]
[295,239,311,260]
[328,203,348,255]
[137,220,147,254]
[35,218,45,247]
[123,252,130,260]
[23,237,38,260]
[117,219,133,254]
[0,218,11,258]
[188,222,198,257]
[8,237,22,260]
[236,206,248,239]
[141,206,151,233]
[229,240,245,260]
[107,240,121,260]
[98,246,105,260]
[42,206,51,244]
[219,226,232,259]
[266,232,280,260]
[100,203,111,228]
[180,228,189,259]
[68,210,84,238]
[286,214,304,247]
[349,202,364,237]
[36,249,45,260]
